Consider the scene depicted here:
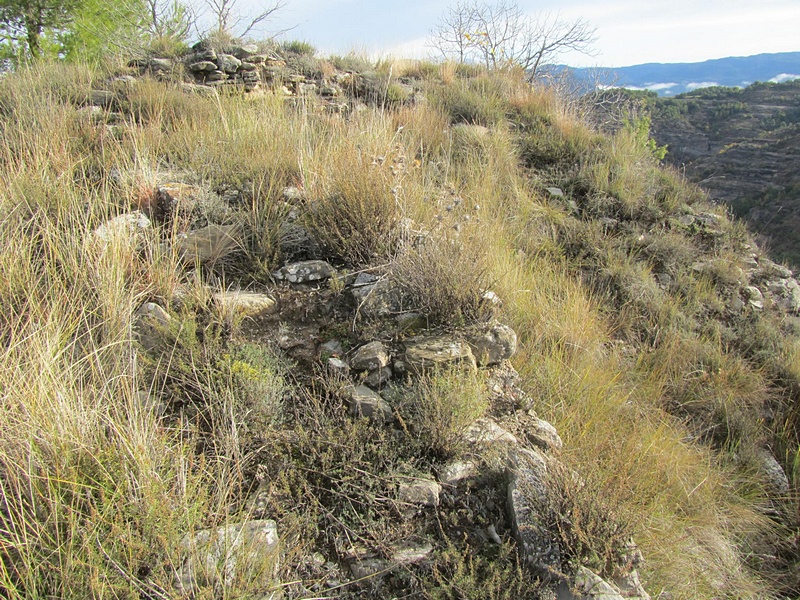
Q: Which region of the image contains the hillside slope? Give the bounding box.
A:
[648,80,800,268]
[0,51,799,599]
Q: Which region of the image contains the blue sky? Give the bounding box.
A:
[240,0,800,67]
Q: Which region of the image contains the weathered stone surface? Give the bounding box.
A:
[766,277,800,312]
[466,322,518,366]
[229,43,259,59]
[327,357,350,376]
[93,211,151,246]
[404,336,477,374]
[438,460,478,485]
[174,224,241,264]
[216,53,242,73]
[149,57,174,71]
[352,279,402,318]
[465,417,517,446]
[364,366,393,388]
[527,417,563,453]
[349,341,390,371]
[346,541,433,579]
[507,447,561,580]
[398,479,441,507]
[347,385,394,423]
[274,260,335,283]
[175,519,279,592]
[758,259,793,280]
[612,569,651,600]
[134,302,170,351]
[189,60,218,72]
[214,290,277,317]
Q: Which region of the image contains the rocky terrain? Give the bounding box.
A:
[648,80,800,267]
[2,42,800,600]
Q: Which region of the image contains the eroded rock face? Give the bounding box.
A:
[93,211,151,246]
[349,341,390,371]
[346,384,395,423]
[175,519,279,592]
[404,336,477,374]
[466,322,518,366]
[506,447,562,580]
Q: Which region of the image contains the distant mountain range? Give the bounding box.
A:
[563,52,800,96]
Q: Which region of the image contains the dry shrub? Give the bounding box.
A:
[394,228,493,326]
[306,151,402,266]
[398,368,488,459]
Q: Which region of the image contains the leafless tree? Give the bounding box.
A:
[201,0,286,39]
[430,1,597,81]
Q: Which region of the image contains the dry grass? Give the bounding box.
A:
[0,58,795,600]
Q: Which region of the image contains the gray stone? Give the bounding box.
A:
[546,187,564,198]
[347,385,394,423]
[175,519,279,592]
[191,48,217,61]
[466,322,518,366]
[398,479,441,507]
[349,341,390,371]
[465,417,517,446]
[134,302,171,351]
[274,260,336,283]
[189,60,218,72]
[213,290,277,317]
[364,366,393,388]
[527,417,563,453]
[174,224,242,264]
[352,279,403,318]
[319,84,341,97]
[759,259,793,280]
[612,569,651,600]
[439,460,478,485]
[90,89,115,108]
[404,336,477,374]
[93,211,151,246]
[238,61,258,71]
[297,82,318,95]
[507,447,562,580]
[149,57,173,71]
[229,43,259,59]
[216,54,242,73]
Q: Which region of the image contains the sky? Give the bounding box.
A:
[242,0,800,68]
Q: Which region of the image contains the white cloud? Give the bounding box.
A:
[645,82,678,91]
[770,73,800,83]
[686,81,719,91]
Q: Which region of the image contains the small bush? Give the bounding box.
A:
[394,229,493,326]
[280,40,316,57]
[398,368,488,459]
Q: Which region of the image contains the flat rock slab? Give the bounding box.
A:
[214,290,277,317]
[176,519,279,591]
[465,417,517,446]
[404,336,477,374]
[274,260,335,283]
[174,223,241,264]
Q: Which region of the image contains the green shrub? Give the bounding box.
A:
[280,40,316,57]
